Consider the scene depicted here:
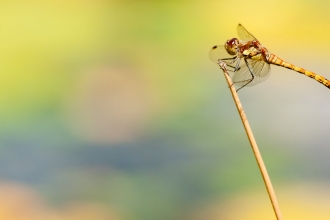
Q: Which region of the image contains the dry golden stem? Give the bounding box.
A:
[218,61,283,220]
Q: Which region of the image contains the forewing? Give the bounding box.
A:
[209,45,234,64]
[237,24,257,41]
[232,58,271,87]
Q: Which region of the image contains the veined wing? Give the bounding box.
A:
[237,24,257,41]
[209,45,235,64]
[232,58,270,87]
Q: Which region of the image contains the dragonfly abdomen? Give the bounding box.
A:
[267,54,330,89]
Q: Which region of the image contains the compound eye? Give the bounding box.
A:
[225,38,239,55]
[228,38,238,47]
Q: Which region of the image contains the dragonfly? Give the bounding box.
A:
[210,24,330,91]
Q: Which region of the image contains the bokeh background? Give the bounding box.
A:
[1,0,330,219]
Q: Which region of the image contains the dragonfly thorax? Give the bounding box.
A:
[225,38,239,55]
[242,46,259,57]
[239,40,269,60]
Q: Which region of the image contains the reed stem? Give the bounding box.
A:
[217,61,283,220]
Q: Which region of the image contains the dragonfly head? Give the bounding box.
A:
[225,38,239,55]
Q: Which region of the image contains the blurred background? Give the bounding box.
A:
[1,0,330,219]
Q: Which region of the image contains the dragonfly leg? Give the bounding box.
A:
[227,56,241,71]
[234,59,241,72]
[217,59,236,72]
[235,58,254,92]
[221,56,237,62]
[225,64,237,72]
[221,57,241,72]
[218,56,241,71]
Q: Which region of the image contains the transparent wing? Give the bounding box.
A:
[209,45,235,64]
[232,58,271,87]
[237,24,257,41]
